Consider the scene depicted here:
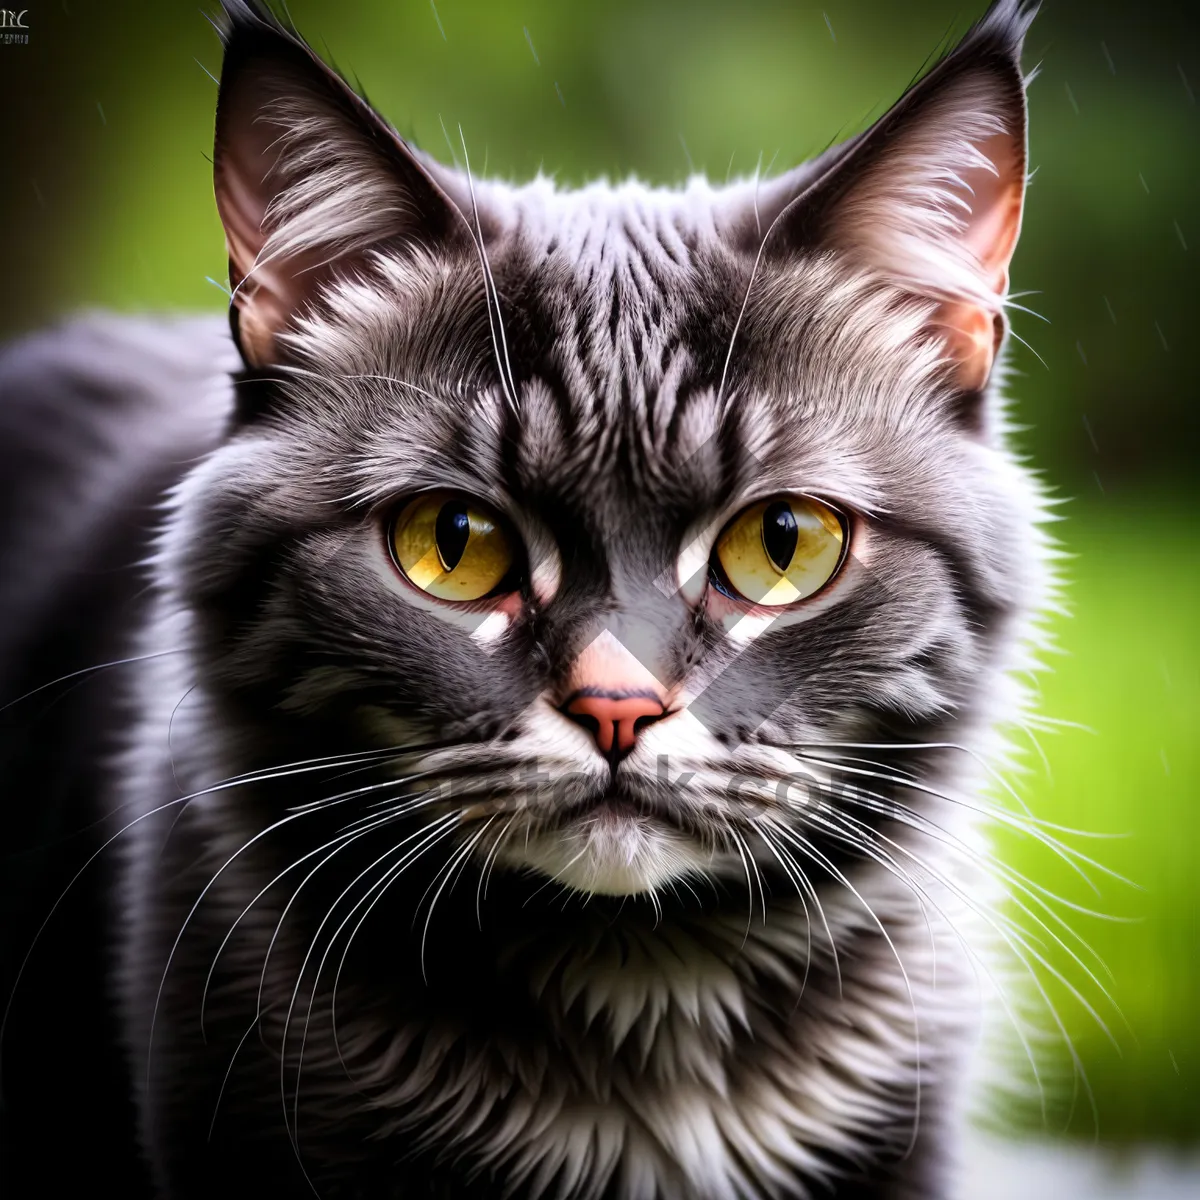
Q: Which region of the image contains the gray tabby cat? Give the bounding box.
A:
[0,0,1054,1196]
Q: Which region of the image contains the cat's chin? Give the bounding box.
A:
[499,803,712,897]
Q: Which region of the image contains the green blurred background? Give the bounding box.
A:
[1,0,1196,1153]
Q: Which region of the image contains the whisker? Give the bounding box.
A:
[647,885,663,928]
[200,796,429,1038]
[0,647,186,715]
[761,817,923,1157]
[458,125,518,412]
[844,802,1127,1037]
[330,372,442,404]
[476,815,516,929]
[150,796,406,1093]
[790,752,1132,890]
[784,737,1037,818]
[833,786,1130,972]
[338,770,522,827]
[418,817,495,984]
[774,804,1050,1126]
[781,795,1111,1132]
[330,814,479,1078]
[287,813,463,1143]
[729,828,758,948]
[1,791,198,1054]
[207,1005,271,1142]
[715,144,842,416]
[775,739,1097,833]
[520,845,590,907]
[670,871,705,908]
[165,683,201,801]
[3,743,443,1055]
[753,823,821,1004]
[796,767,1119,921]
[255,794,447,1018]
[786,783,1123,1029]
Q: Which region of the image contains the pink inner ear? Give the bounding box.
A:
[220,156,329,368]
[936,129,1025,391]
[219,156,286,366]
[217,120,276,275]
[962,130,1025,293]
[215,61,307,366]
[933,302,1000,393]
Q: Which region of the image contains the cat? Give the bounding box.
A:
[0,0,1055,1196]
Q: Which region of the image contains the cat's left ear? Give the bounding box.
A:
[771,0,1036,393]
[212,1,470,368]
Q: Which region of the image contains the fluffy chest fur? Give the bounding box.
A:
[350,898,961,1196]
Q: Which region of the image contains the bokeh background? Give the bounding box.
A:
[1,0,1196,1169]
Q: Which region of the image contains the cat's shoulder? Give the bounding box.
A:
[0,311,236,516]
[0,311,237,448]
[0,312,236,658]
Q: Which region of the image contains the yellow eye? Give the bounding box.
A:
[714,496,847,606]
[389,492,515,602]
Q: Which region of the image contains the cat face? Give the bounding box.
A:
[177,0,1043,898]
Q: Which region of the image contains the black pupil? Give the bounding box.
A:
[762,501,798,572]
[435,501,472,572]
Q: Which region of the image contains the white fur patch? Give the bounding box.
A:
[512,814,713,897]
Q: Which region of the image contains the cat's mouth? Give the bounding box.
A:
[541,782,693,835]
[558,791,644,822]
[496,783,714,897]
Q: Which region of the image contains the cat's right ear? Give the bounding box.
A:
[740,0,1035,398]
[213,0,468,368]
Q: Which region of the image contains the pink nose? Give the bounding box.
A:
[562,690,668,760]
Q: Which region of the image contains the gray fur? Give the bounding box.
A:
[0,2,1058,1198]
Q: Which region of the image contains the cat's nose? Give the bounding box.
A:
[557,629,672,764]
[560,689,669,762]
